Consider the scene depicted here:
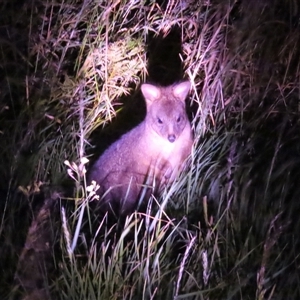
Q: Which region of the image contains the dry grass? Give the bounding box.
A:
[1,0,300,299]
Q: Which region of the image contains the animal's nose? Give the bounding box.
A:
[168,134,176,143]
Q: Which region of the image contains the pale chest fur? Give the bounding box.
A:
[137,122,193,182]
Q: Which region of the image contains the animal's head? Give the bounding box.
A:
[141,81,191,143]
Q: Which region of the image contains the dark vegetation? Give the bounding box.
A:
[1,0,300,299]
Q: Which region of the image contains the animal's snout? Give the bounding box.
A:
[168,134,176,143]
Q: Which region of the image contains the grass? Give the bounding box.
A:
[1,0,300,299]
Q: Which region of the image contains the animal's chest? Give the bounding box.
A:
[144,134,183,170]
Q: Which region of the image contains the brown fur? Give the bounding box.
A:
[88,81,193,215]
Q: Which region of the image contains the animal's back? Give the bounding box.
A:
[88,81,193,215]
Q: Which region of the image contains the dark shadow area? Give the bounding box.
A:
[146,26,184,85]
[0,190,45,298]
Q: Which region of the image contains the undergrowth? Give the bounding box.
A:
[0,0,300,299]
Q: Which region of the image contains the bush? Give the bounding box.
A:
[1,0,300,299]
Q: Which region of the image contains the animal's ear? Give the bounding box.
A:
[173,81,191,101]
[141,84,161,103]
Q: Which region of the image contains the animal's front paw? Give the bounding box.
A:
[163,168,172,180]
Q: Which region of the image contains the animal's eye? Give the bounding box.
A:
[177,116,181,123]
[157,118,163,124]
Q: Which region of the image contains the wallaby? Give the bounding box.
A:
[88,81,193,215]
